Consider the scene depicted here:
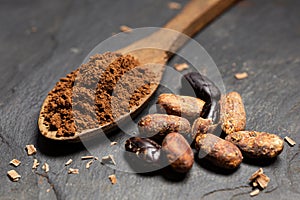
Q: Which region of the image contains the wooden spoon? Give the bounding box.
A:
[38,0,236,141]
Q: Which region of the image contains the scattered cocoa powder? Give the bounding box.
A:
[41,52,156,137]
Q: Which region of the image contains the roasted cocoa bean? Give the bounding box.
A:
[191,117,217,140]
[162,132,194,173]
[195,133,243,169]
[182,72,221,123]
[125,137,161,164]
[138,114,191,140]
[157,93,205,121]
[220,91,246,135]
[225,131,284,159]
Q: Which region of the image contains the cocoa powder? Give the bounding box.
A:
[42,52,156,137]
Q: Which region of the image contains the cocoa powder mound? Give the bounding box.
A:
[42,52,156,137]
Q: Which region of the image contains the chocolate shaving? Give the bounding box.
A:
[42,163,49,173]
[7,170,21,182]
[110,141,118,146]
[65,159,73,166]
[120,25,132,33]
[256,174,270,189]
[174,63,189,71]
[250,188,260,197]
[108,174,117,184]
[81,156,94,160]
[284,136,296,147]
[101,155,116,165]
[32,159,40,169]
[86,160,94,169]
[234,72,248,80]
[10,159,21,167]
[68,168,79,174]
[26,144,37,156]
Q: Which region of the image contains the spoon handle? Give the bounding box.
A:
[163,0,237,53]
[120,0,237,59]
[165,0,236,37]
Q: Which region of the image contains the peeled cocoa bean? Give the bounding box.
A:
[157,93,205,121]
[195,133,243,169]
[225,131,284,159]
[162,132,194,173]
[182,72,221,123]
[125,137,161,164]
[220,91,246,135]
[138,114,191,140]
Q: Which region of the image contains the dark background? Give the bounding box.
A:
[1,0,300,199]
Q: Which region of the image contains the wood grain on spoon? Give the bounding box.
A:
[38,0,237,141]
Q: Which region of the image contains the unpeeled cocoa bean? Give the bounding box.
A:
[125,137,161,164]
[138,114,191,140]
[225,131,284,159]
[162,132,194,173]
[157,93,205,121]
[220,91,246,135]
[195,133,243,169]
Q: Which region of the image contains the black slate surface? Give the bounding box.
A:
[1,0,300,199]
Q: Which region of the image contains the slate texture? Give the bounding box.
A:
[0,0,299,199]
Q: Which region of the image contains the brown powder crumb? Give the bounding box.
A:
[10,159,21,167]
[250,188,260,197]
[32,159,40,169]
[235,72,248,79]
[42,52,156,138]
[110,141,118,146]
[284,136,296,147]
[168,2,181,10]
[108,174,117,184]
[68,168,79,174]
[81,156,94,160]
[42,163,49,173]
[174,63,189,71]
[7,170,21,182]
[65,159,73,166]
[26,144,37,156]
[86,160,94,169]
[101,155,116,165]
[120,25,132,33]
